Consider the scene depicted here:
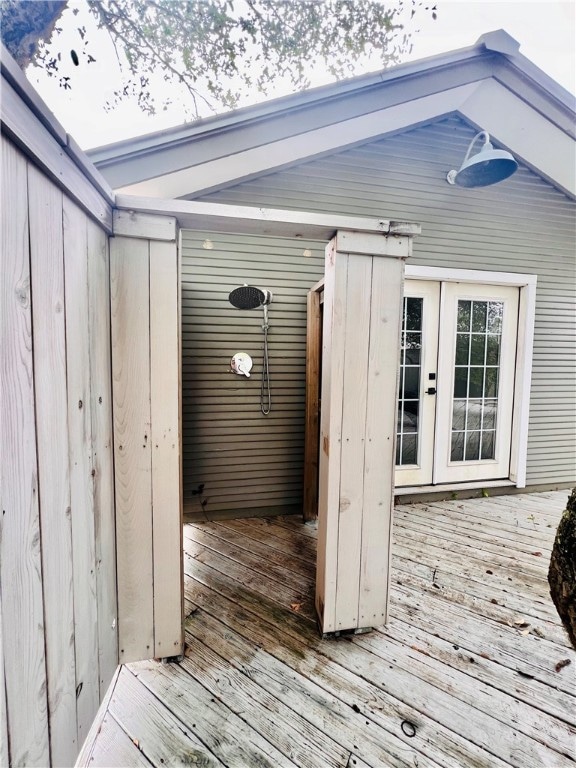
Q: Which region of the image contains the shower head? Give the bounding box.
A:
[228,285,273,310]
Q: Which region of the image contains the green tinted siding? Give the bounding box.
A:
[181,232,324,512]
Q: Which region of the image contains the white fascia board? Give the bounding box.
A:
[114,194,420,241]
[459,79,576,197]
[117,82,483,198]
[405,265,537,287]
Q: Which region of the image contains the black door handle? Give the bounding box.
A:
[426,387,437,395]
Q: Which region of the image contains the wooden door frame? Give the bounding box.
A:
[303,278,324,522]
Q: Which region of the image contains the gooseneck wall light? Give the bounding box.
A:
[447,130,518,188]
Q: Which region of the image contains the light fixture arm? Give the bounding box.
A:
[461,131,492,165]
[447,131,492,185]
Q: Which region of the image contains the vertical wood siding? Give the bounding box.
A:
[1,136,117,766]
[1,136,50,768]
[110,230,183,664]
[180,232,325,513]
[28,168,78,767]
[111,237,154,662]
[199,115,576,489]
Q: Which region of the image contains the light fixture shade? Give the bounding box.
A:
[447,131,518,188]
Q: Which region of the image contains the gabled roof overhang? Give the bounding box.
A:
[89,31,576,200]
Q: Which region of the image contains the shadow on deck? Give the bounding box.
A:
[78,491,576,767]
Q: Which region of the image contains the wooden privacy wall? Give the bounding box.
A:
[110,215,183,664]
[1,137,117,767]
[316,232,409,635]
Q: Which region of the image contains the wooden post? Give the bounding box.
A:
[111,211,183,663]
[303,280,324,522]
[316,229,412,636]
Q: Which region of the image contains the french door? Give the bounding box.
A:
[395,280,520,487]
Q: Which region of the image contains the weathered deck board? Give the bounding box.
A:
[78,491,576,768]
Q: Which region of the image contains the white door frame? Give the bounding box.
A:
[434,282,519,484]
[403,265,537,490]
[395,280,439,487]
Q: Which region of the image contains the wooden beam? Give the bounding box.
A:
[150,240,184,659]
[316,240,348,631]
[359,255,404,625]
[334,255,373,630]
[113,210,177,241]
[303,287,322,522]
[116,194,420,241]
[110,237,154,663]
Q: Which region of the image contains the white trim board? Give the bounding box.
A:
[405,265,537,287]
[395,480,515,495]
[405,265,536,489]
[114,195,421,241]
[117,79,575,200]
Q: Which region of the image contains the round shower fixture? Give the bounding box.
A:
[228,285,273,415]
[228,285,272,310]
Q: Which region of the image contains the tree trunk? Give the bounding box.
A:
[548,488,576,649]
[1,1,68,68]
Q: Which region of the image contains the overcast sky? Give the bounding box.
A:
[26,0,575,150]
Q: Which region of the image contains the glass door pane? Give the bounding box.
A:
[451,299,502,462]
[434,283,519,484]
[394,281,439,487]
[397,296,422,466]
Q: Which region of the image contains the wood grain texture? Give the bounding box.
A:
[359,256,404,626]
[109,667,224,767]
[79,491,576,768]
[132,659,297,768]
[86,714,153,768]
[29,166,79,766]
[182,630,348,768]
[87,218,118,694]
[335,255,372,630]
[150,240,183,658]
[74,665,121,767]
[0,581,8,768]
[63,196,101,744]
[0,137,51,766]
[303,287,322,522]
[113,210,177,242]
[110,237,154,662]
[316,241,348,633]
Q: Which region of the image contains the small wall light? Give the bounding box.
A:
[447,130,518,188]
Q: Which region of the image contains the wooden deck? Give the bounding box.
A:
[78,491,576,767]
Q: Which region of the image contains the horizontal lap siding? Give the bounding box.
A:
[199,115,576,488]
[181,232,324,512]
